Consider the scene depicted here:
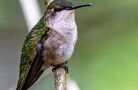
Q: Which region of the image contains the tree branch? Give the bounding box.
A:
[54,67,67,90]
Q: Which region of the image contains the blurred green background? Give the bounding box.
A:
[0,0,138,90]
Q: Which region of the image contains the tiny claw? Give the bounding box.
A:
[52,63,68,73]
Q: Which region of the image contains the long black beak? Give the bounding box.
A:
[66,3,92,10]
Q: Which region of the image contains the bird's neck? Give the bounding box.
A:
[46,11,78,43]
[46,11,77,34]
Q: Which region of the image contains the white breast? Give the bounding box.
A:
[44,10,78,65]
[47,10,78,46]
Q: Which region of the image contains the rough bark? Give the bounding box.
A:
[54,67,67,90]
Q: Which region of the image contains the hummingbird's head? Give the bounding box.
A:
[45,0,92,32]
[45,0,92,19]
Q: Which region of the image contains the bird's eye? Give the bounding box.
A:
[54,7,62,12]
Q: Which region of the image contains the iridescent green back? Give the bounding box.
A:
[18,17,47,83]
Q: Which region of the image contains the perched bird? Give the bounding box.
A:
[16,0,91,90]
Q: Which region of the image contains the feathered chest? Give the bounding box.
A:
[43,27,77,65]
[46,11,78,47]
[44,13,78,65]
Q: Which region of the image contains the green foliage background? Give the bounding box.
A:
[0,0,138,90]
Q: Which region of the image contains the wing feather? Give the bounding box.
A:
[18,43,44,90]
[16,17,48,90]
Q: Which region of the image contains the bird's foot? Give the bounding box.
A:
[52,61,68,73]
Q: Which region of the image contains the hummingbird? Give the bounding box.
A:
[16,0,91,90]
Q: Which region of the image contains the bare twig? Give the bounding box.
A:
[54,67,67,90]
